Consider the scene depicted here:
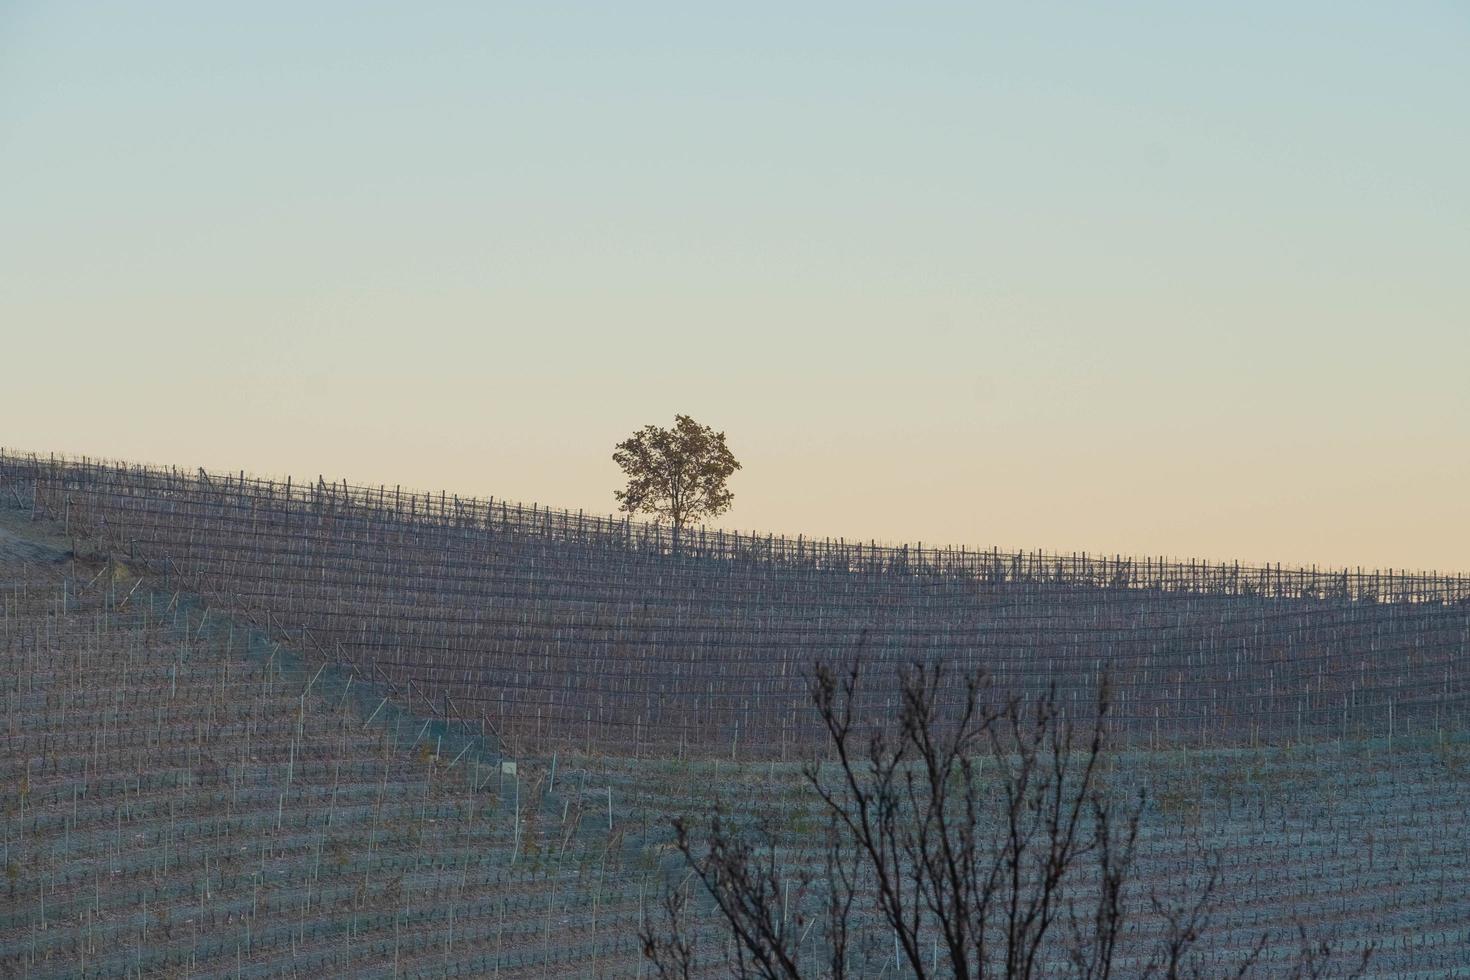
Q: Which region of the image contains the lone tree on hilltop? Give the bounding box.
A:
[614,415,740,548]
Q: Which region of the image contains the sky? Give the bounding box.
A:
[2,3,1466,572]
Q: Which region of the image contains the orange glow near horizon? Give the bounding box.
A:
[2,4,1465,573]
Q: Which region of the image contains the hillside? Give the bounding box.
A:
[2,452,1469,975]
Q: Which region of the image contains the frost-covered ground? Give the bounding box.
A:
[2,459,1468,976]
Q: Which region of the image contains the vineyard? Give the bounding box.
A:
[2,451,1469,975]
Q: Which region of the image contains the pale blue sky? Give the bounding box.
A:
[2,3,1466,569]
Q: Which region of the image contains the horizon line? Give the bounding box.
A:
[4,445,1466,586]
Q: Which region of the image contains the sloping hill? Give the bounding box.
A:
[8,454,1467,758]
[2,453,1469,975]
[0,502,653,977]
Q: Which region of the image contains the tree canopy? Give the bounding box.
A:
[613,415,741,535]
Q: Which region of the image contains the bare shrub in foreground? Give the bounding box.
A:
[644,662,1373,979]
